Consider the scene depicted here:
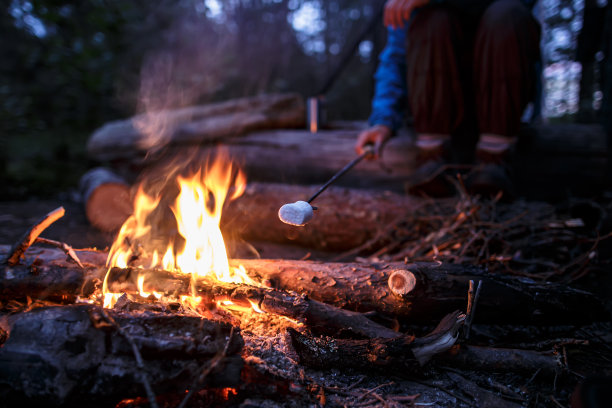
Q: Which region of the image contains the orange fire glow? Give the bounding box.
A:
[102,150,254,309]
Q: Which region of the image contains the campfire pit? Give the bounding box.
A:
[1,149,611,408]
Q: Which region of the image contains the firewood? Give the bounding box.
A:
[233,259,609,325]
[0,246,607,326]
[105,266,400,339]
[436,345,560,377]
[387,269,417,297]
[4,207,65,266]
[0,305,243,407]
[87,93,305,162]
[287,310,465,372]
[288,323,560,379]
[222,182,416,251]
[79,167,133,232]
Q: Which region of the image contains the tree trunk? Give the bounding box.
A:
[87,93,305,162]
[0,305,243,407]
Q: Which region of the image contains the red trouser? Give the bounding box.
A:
[405,0,541,139]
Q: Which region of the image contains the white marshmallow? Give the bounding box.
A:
[278,201,314,226]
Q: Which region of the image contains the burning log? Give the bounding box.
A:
[87,93,305,162]
[105,266,400,339]
[0,246,607,326]
[0,305,243,407]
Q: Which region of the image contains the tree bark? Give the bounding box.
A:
[87,93,305,162]
[231,259,609,325]
[105,266,400,339]
[1,246,607,326]
[222,182,417,252]
[0,305,243,407]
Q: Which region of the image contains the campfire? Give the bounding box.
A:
[102,149,255,312]
[0,148,610,407]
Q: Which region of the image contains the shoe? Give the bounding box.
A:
[407,144,455,198]
[466,149,515,200]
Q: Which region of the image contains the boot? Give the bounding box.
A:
[407,137,455,197]
[466,137,516,200]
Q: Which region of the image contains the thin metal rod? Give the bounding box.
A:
[307,150,371,204]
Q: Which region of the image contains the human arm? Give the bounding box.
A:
[355,26,407,158]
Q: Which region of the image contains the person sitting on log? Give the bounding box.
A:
[355,0,541,198]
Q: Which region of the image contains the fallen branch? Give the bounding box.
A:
[5,207,65,266]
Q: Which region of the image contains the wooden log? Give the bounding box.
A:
[231,259,609,325]
[0,305,243,407]
[287,310,465,373]
[222,182,417,252]
[79,167,133,232]
[436,345,560,377]
[105,266,400,339]
[0,246,607,326]
[196,128,418,192]
[288,326,560,378]
[87,93,305,162]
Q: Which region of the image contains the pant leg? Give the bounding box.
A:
[406,7,465,135]
[474,0,541,137]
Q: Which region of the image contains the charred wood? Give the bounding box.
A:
[287,310,465,372]
[0,305,243,407]
[105,266,400,339]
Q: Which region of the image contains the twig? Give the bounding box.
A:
[463,280,483,340]
[177,326,235,408]
[5,207,65,266]
[355,381,394,402]
[549,395,566,408]
[34,237,84,268]
[98,308,159,408]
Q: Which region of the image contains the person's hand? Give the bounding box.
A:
[384,0,431,29]
[355,125,392,160]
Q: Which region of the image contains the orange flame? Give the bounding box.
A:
[102,150,255,309]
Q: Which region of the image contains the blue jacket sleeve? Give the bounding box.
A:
[368,26,407,134]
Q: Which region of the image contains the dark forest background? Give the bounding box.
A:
[0,0,609,198]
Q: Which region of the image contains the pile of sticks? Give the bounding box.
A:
[338,190,611,283]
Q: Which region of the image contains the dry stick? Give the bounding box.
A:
[5,207,65,266]
[355,382,394,403]
[463,280,483,340]
[98,308,159,408]
[177,326,235,408]
[34,237,84,268]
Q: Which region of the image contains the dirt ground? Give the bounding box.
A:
[1,193,612,407]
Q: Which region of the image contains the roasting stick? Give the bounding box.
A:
[4,206,65,266]
[278,146,373,226]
